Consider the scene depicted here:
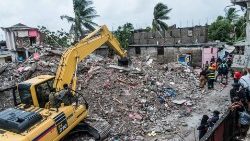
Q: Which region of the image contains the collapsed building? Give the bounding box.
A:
[1,23,42,62]
[0,23,234,140]
[0,45,231,140]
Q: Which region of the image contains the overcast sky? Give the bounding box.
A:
[0,0,239,40]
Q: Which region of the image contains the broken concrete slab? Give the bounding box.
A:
[172,99,187,105]
[107,65,131,71]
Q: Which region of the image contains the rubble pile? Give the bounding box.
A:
[77,56,203,140]
[0,49,62,92]
[0,50,230,140]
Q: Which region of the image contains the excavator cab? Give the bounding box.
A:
[12,75,55,108]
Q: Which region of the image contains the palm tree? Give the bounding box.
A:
[225,7,239,23]
[61,0,99,41]
[152,3,172,32]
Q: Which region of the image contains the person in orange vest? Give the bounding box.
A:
[207,66,216,89]
[234,71,242,83]
[212,63,217,70]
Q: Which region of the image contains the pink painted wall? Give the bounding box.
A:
[28,29,41,44]
[202,47,218,67]
[28,29,39,37]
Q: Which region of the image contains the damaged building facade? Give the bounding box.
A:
[96,25,222,67]
[128,43,222,67]
[132,25,208,45]
[127,25,223,67]
[1,23,41,62]
[0,41,12,64]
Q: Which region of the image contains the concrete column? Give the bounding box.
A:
[245,2,250,67]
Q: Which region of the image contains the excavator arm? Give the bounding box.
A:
[53,25,127,91]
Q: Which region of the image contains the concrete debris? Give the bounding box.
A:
[163,87,177,97]
[146,58,153,66]
[47,50,63,56]
[128,113,143,120]
[0,48,231,140]
[147,131,157,137]
[172,100,187,105]
[0,65,8,75]
[33,52,40,61]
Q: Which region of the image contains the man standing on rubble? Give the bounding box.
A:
[207,66,216,89]
[200,68,207,89]
[219,60,229,85]
[205,61,209,69]
[217,57,222,64]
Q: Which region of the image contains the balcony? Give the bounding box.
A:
[231,0,249,7]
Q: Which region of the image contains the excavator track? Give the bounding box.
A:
[63,118,111,141]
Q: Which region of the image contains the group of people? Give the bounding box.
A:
[199,56,232,90]
[229,68,250,139]
[197,110,221,140]
[197,54,250,140]
[197,55,238,140]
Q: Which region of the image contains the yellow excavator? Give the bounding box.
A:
[0,25,128,141]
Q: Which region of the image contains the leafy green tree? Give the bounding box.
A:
[208,7,246,44]
[61,0,99,41]
[114,23,134,49]
[152,3,172,32]
[208,7,245,43]
[38,26,71,48]
[235,16,246,41]
[217,16,224,21]
[208,17,233,42]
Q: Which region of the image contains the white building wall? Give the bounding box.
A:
[4,30,15,51]
[0,58,5,64]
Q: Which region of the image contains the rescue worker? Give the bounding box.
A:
[61,84,75,106]
[211,62,218,82]
[213,62,217,69]
[207,66,216,89]
[219,60,228,85]
[49,84,75,107]
[199,68,207,89]
[227,56,233,68]
[216,57,222,64]
[216,62,222,82]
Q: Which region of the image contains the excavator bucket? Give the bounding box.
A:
[118,57,130,67]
